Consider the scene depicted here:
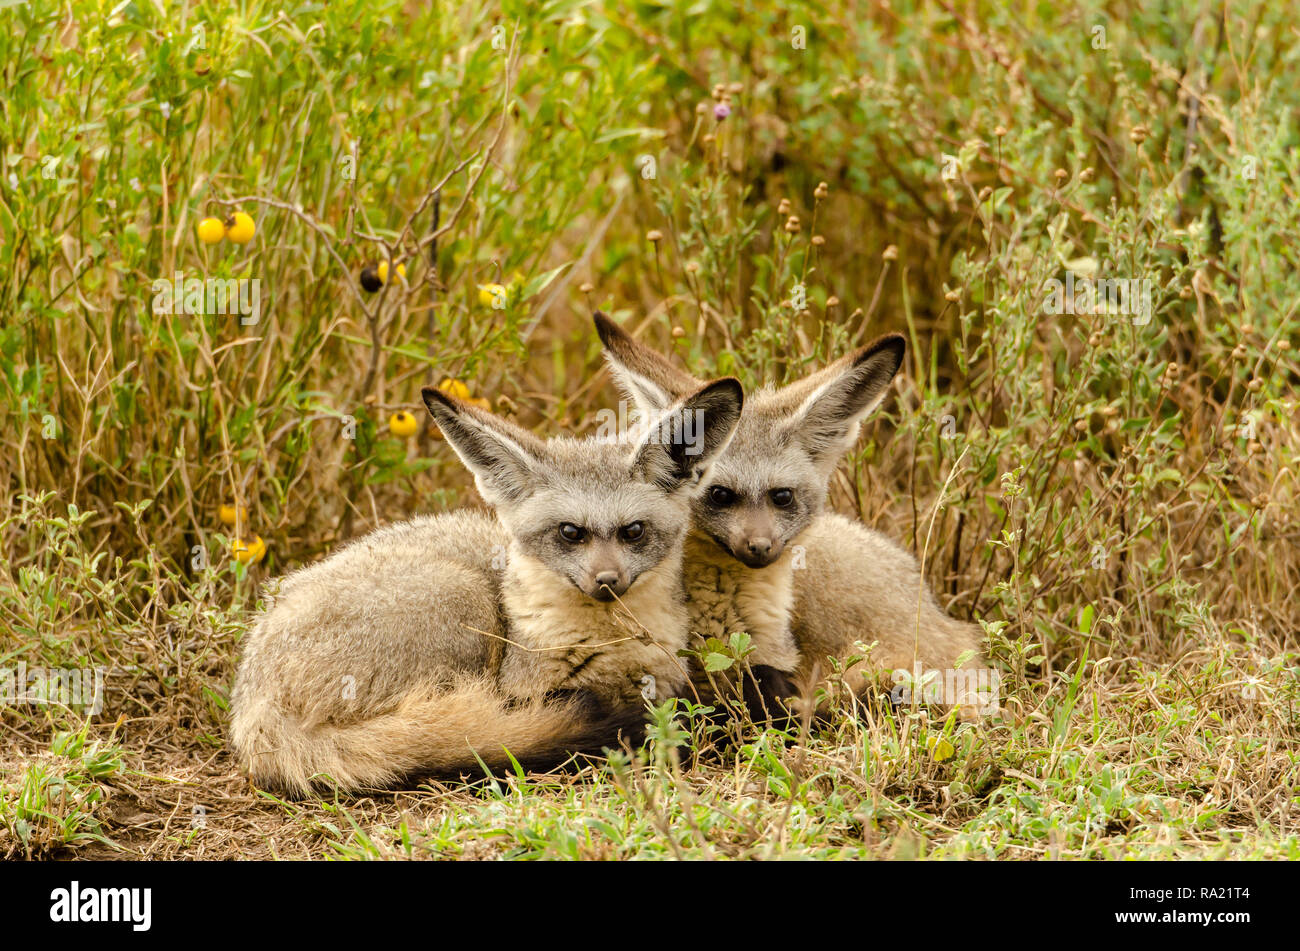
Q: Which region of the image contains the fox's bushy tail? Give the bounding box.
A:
[231,677,646,797]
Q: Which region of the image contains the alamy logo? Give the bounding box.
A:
[592,400,708,456]
[49,881,151,931]
[1043,271,1152,325]
[151,271,261,324]
[0,663,104,714]
[890,663,1001,714]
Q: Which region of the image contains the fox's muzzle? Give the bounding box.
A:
[582,541,632,600]
[733,536,784,568]
[588,569,630,601]
[728,511,785,568]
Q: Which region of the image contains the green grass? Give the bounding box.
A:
[1,0,1298,859]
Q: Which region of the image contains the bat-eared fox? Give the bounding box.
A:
[230,375,743,795]
[594,312,982,713]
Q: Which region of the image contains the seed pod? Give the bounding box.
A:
[225,211,256,244]
[197,217,225,244]
[389,412,419,438]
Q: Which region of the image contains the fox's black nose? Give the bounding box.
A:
[746,537,772,558]
[594,571,621,592]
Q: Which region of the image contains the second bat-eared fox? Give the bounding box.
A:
[594,313,982,716]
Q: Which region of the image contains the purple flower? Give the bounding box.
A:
[714,102,731,121]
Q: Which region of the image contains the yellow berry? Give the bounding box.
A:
[438,378,471,401]
[478,283,508,308]
[218,503,248,526]
[232,535,266,564]
[389,411,419,438]
[197,217,226,245]
[225,211,256,244]
[367,261,407,289]
[469,396,492,412]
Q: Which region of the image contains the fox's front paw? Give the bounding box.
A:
[745,665,798,724]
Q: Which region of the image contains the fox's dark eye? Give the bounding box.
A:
[620,522,645,542]
[559,523,586,543]
[708,486,736,507]
[770,489,794,508]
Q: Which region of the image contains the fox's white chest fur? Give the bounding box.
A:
[498,547,691,706]
[682,533,800,672]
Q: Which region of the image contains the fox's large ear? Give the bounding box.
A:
[422,387,547,505]
[594,311,706,417]
[774,333,905,467]
[632,378,743,491]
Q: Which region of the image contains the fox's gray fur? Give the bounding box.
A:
[229,377,744,795]
[594,313,982,711]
